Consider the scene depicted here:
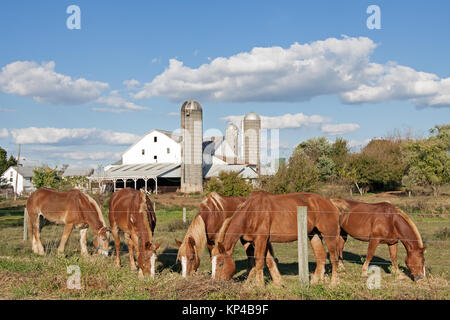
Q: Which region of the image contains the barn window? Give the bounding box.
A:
[167,148,170,154]
[142,149,145,155]
[154,155,157,160]
[154,136,157,143]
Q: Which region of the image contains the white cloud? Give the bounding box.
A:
[0,61,147,112]
[10,127,140,145]
[0,61,109,105]
[133,36,450,108]
[52,151,122,161]
[0,128,8,139]
[321,123,360,135]
[222,112,329,129]
[123,79,140,89]
[167,112,178,116]
[94,91,148,112]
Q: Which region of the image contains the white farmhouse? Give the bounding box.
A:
[1,166,35,195]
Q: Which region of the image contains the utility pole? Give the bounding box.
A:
[14,144,21,201]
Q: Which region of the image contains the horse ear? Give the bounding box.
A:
[422,246,427,253]
[217,242,225,254]
[188,236,196,247]
[175,239,182,247]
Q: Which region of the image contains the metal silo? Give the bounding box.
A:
[225,122,239,158]
[180,100,203,193]
[243,112,261,174]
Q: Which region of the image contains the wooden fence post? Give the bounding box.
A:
[23,207,28,241]
[183,207,186,223]
[297,206,309,287]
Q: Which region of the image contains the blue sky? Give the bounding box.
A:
[0,1,449,168]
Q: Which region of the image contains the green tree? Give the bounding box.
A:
[262,149,320,194]
[32,166,62,189]
[204,171,253,197]
[404,125,450,197]
[0,147,8,174]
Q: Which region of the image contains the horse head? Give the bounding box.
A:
[137,241,161,278]
[93,226,110,257]
[176,236,200,277]
[211,242,235,281]
[405,246,427,281]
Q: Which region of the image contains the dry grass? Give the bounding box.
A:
[0,192,449,300]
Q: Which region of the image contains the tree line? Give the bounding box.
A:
[207,124,449,197]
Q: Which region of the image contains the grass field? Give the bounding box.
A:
[0,193,449,300]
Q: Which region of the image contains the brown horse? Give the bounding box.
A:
[109,188,160,277]
[26,188,110,256]
[175,192,277,278]
[212,191,341,287]
[330,198,426,281]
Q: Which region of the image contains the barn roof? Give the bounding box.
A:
[97,163,181,180]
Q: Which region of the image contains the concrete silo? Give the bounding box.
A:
[180,100,203,193]
[242,112,261,174]
[225,122,239,158]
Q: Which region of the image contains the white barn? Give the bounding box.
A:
[121,129,181,165]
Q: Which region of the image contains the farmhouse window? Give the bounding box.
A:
[154,136,157,142]
[154,155,157,160]
[142,149,145,155]
[167,148,170,154]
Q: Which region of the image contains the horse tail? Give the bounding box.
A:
[25,196,35,241]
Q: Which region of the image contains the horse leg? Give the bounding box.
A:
[111,226,121,267]
[240,238,255,278]
[361,239,380,277]
[58,223,74,254]
[265,243,283,287]
[79,228,89,256]
[33,213,45,255]
[323,235,340,287]
[309,234,326,284]
[388,243,399,276]
[338,233,347,272]
[248,237,268,287]
[125,233,137,271]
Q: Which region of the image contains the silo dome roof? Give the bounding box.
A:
[226,122,238,129]
[244,112,261,121]
[181,100,202,111]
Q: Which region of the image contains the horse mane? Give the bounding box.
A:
[204,192,225,213]
[394,207,424,248]
[139,190,153,243]
[179,214,207,259]
[83,192,106,227]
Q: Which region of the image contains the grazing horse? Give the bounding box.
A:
[175,192,277,278]
[109,188,160,277]
[26,188,110,256]
[212,191,341,287]
[330,198,426,281]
